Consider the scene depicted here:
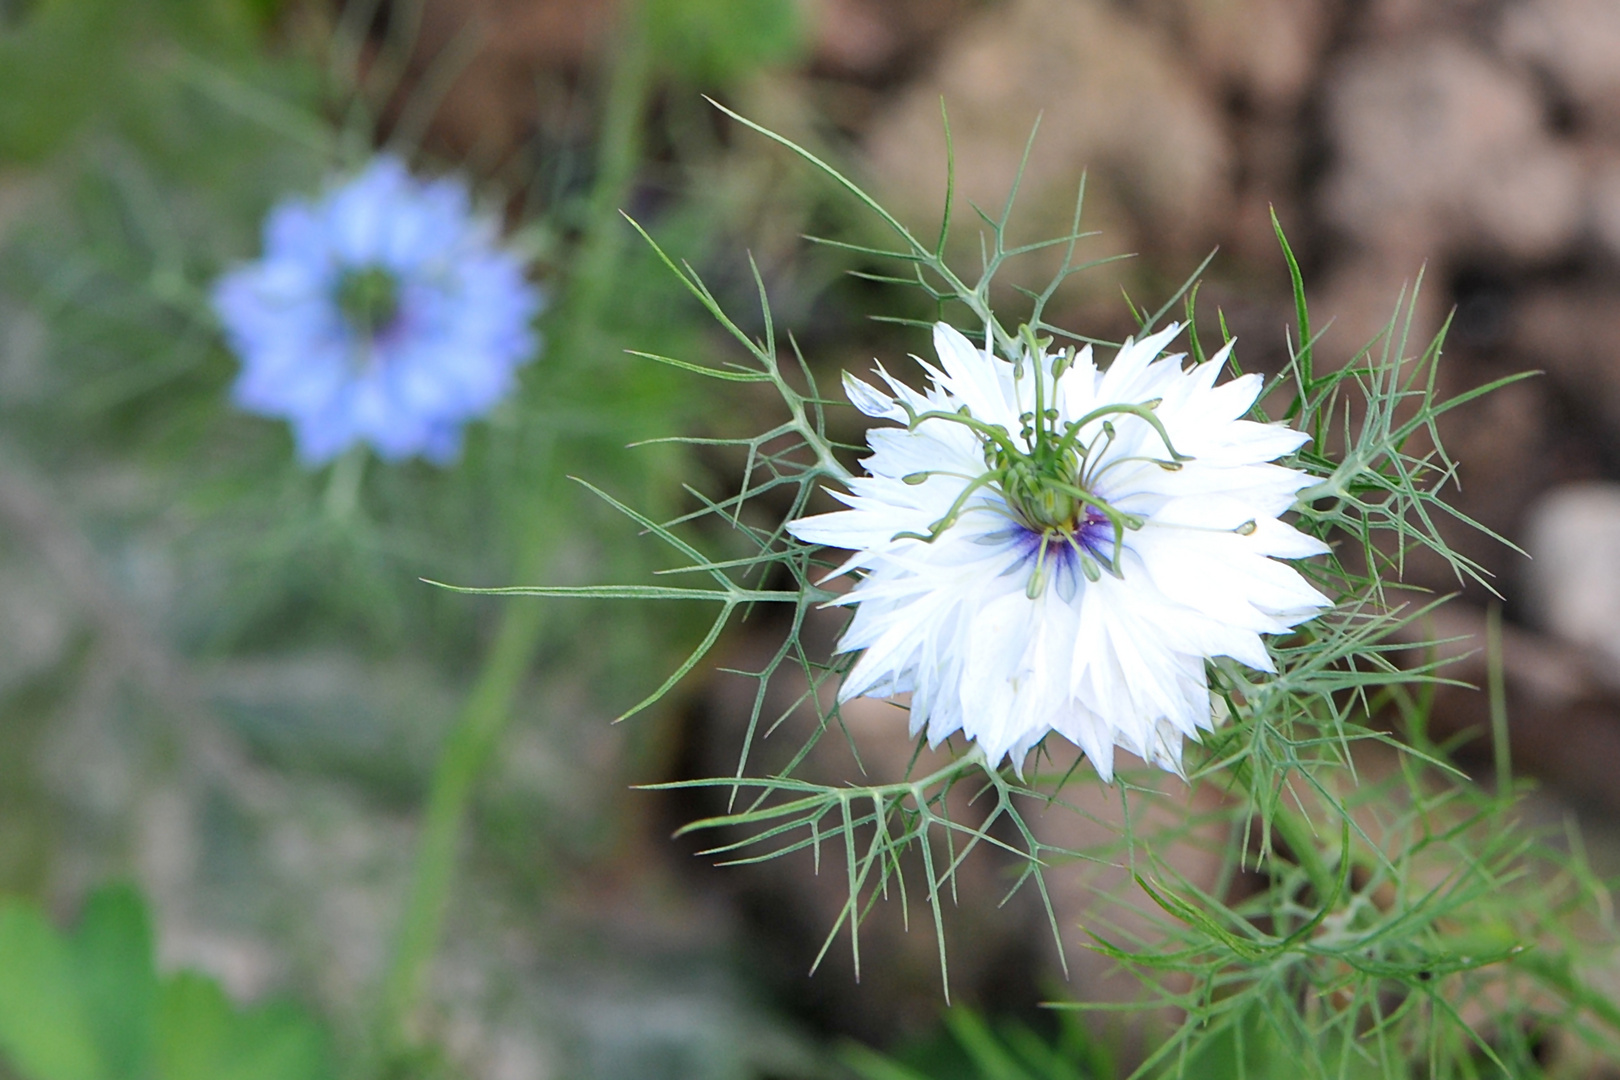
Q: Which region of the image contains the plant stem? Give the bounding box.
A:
[568,16,650,326]
[369,9,652,1063]
[1230,758,1336,902]
[373,557,547,1047]
[323,444,366,521]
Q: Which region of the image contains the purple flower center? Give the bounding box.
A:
[1004,502,1117,600]
[1013,505,1112,560]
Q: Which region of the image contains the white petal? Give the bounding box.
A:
[843,370,905,421]
[929,323,1020,428]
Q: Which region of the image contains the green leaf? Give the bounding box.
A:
[71,885,158,1080]
[945,1009,1030,1080]
[156,975,231,1080]
[213,1001,330,1080]
[624,349,771,382]
[0,899,106,1080]
[0,886,328,1080]
[157,973,329,1080]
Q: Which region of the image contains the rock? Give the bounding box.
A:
[1500,0,1620,137]
[1405,600,1620,814]
[1524,483,1620,670]
[1425,372,1553,590]
[1360,0,1490,38]
[1141,0,1332,114]
[1321,38,1582,264]
[1591,152,1620,262]
[806,0,974,79]
[1309,250,1448,368]
[862,0,1232,294]
[808,0,902,76]
[1508,287,1620,437]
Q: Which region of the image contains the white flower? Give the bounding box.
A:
[788,322,1330,780]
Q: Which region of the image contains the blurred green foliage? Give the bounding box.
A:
[0,0,712,684]
[844,999,1549,1080]
[0,884,331,1080]
[0,0,273,163]
[642,0,805,85]
[844,1010,1112,1080]
[0,2,833,1074]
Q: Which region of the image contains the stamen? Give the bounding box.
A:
[892,324,1200,584]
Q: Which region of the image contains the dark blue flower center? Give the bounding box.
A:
[992,498,1120,601]
[335,265,401,338]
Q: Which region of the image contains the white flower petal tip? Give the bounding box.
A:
[842,371,905,421]
[788,321,1330,781]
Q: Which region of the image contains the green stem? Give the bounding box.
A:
[323,444,367,521]
[1230,758,1336,903]
[373,567,547,1046]
[369,7,653,1063]
[568,16,650,326]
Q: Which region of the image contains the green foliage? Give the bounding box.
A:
[0,2,735,1067]
[642,0,805,85]
[158,974,328,1080]
[0,0,268,163]
[0,899,102,1080]
[845,1009,1111,1080]
[0,0,707,661]
[473,105,1620,1077]
[0,884,331,1080]
[849,991,1570,1080]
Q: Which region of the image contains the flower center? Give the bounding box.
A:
[996,450,1089,535]
[990,441,1122,594]
[335,265,401,338]
[889,326,1189,586]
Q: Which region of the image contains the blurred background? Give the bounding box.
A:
[4,0,1620,1076]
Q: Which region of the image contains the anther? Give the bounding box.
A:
[1025,568,1045,599]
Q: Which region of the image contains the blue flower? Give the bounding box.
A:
[213,156,543,465]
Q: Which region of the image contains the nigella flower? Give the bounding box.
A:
[213,156,542,465]
[788,322,1330,780]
